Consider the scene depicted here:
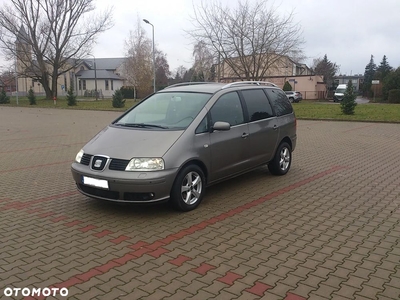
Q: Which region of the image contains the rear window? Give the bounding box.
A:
[265,89,293,116]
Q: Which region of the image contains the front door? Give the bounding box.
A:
[208,92,251,182]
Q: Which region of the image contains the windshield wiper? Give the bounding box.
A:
[115,123,169,129]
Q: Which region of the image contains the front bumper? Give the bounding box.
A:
[71,163,178,203]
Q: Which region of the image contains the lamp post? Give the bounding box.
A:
[211,41,221,82]
[14,45,19,105]
[87,53,98,100]
[143,19,155,93]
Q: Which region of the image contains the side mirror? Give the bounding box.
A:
[212,121,230,131]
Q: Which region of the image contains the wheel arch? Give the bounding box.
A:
[279,136,292,150]
[176,159,209,184]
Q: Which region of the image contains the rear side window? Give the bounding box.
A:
[210,92,244,126]
[241,89,274,121]
[265,89,293,116]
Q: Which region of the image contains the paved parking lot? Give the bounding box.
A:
[1,106,399,300]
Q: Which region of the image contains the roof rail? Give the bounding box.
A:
[164,82,216,89]
[221,81,277,89]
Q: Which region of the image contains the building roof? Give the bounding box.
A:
[75,69,123,80]
[82,57,126,70]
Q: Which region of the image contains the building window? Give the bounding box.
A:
[82,80,86,90]
[111,80,114,91]
[79,80,81,90]
[105,80,109,90]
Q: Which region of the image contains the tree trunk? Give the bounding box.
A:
[41,72,52,99]
[52,69,58,99]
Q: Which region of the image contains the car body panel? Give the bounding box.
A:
[83,125,184,160]
[71,82,297,206]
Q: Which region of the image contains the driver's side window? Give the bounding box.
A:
[210,92,244,126]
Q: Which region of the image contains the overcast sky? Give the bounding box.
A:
[1,0,399,76]
[92,0,400,76]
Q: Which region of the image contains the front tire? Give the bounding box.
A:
[268,142,292,175]
[170,165,205,211]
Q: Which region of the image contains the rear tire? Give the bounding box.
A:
[268,142,292,176]
[170,165,205,211]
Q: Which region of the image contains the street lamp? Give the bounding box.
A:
[211,40,221,83]
[14,45,19,105]
[87,53,98,100]
[143,19,155,93]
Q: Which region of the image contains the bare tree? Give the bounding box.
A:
[124,18,153,97]
[189,0,304,81]
[0,0,113,99]
[192,40,214,81]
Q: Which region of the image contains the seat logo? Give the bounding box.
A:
[91,156,108,171]
[94,159,102,168]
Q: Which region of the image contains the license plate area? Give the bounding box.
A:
[82,176,109,189]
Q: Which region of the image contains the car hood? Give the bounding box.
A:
[83,125,184,159]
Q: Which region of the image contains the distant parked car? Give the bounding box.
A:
[285,91,302,103]
[333,84,347,102]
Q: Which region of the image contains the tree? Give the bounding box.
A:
[283,81,292,91]
[155,50,171,90]
[382,67,400,101]
[67,82,77,106]
[0,88,10,104]
[124,18,153,98]
[340,80,357,115]
[189,0,304,81]
[0,0,113,99]
[28,87,36,105]
[192,40,213,81]
[376,55,392,81]
[210,64,216,82]
[363,55,377,97]
[313,54,338,97]
[112,89,125,108]
[171,65,188,84]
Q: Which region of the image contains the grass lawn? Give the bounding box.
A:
[293,102,400,123]
[2,96,400,123]
[1,97,140,111]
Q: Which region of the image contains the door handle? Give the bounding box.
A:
[273,125,278,130]
[241,133,249,138]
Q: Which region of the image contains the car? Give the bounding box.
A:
[333,84,347,102]
[284,91,302,103]
[71,81,297,211]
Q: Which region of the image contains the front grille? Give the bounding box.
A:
[109,159,130,171]
[81,154,129,172]
[81,154,92,166]
[78,184,119,200]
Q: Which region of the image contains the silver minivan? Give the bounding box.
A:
[71,82,297,211]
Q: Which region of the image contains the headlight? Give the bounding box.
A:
[125,158,164,171]
[75,149,84,163]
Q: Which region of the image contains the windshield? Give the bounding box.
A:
[115,92,211,129]
[336,89,346,93]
